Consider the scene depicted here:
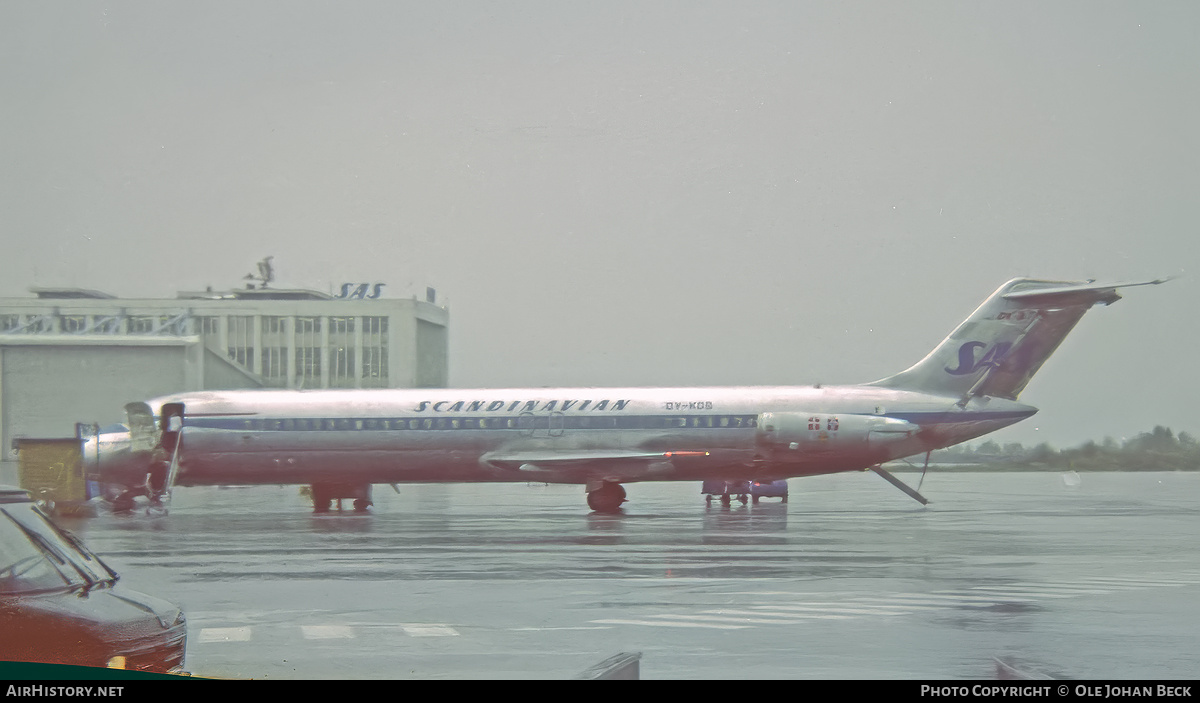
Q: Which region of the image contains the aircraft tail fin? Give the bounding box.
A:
[868,277,1168,401]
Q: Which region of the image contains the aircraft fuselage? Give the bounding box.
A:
[90,385,1036,489]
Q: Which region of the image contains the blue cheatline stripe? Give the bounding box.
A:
[184,414,761,432]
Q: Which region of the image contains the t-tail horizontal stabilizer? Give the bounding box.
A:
[869,465,930,505]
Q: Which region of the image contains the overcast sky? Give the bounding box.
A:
[1,1,1195,448]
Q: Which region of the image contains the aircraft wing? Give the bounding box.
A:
[481,449,711,481]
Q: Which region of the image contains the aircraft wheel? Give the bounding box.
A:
[720,494,731,505]
[738,494,748,504]
[353,498,372,513]
[111,491,136,513]
[587,483,626,513]
[752,495,760,504]
[705,494,713,503]
[311,484,332,514]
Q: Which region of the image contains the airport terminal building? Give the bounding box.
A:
[0,284,448,483]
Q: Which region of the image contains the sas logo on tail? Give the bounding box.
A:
[945,341,1013,376]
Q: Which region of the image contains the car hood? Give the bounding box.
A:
[0,584,186,672]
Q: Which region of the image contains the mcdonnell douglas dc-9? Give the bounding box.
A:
[86,278,1164,514]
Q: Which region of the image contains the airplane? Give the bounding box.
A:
[83,277,1167,514]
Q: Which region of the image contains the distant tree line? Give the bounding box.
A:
[929,426,1200,471]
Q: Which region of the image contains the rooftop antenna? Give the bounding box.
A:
[244,256,275,289]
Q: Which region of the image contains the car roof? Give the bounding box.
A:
[0,486,33,504]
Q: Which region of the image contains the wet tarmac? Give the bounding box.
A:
[56,470,1200,680]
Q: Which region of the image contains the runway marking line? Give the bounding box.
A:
[198,627,253,643]
[510,626,613,631]
[301,625,356,639]
[400,624,459,637]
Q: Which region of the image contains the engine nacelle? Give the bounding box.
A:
[757,412,918,451]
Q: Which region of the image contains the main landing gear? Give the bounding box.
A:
[586,482,626,514]
[310,483,373,514]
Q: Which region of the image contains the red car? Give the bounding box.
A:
[0,487,187,673]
